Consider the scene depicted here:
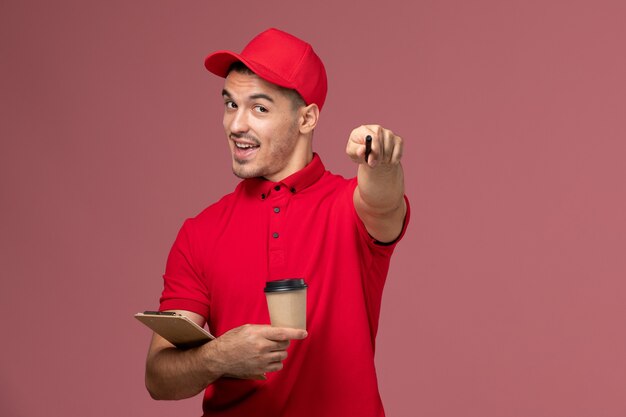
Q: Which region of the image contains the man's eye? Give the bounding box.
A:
[254,105,268,113]
[225,101,237,109]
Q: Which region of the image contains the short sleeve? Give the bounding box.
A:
[159,219,211,318]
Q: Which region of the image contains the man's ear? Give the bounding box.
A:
[299,104,320,134]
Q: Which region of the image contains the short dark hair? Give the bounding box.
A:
[228,62,306,110]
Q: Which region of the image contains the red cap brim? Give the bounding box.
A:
[204,51,298,92]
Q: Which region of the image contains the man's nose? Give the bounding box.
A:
[227,109,249,134]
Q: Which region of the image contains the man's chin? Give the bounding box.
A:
[233,170,254,179]
[232,163,261,179]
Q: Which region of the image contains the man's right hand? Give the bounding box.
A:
[206,324,308,380]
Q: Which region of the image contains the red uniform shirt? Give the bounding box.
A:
[160,154,410,416]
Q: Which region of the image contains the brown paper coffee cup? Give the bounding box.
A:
[264,279,307,330]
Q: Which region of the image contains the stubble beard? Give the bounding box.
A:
[232,158,261,179]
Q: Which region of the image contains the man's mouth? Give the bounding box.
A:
[234,142,259,150]
[231,137,260,161]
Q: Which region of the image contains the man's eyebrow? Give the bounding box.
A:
[249,93,274,103]
[221,90,275,103]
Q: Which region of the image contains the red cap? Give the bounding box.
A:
[204,28,328,110]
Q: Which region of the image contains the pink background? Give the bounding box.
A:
[2,1,625,416]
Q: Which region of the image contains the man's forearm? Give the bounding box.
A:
[356,163,405,215]
[145,340,223,400]
[354,163,406,243]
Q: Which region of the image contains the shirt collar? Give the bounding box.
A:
[243,153,326,200]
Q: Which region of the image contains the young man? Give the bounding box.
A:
[145,28,410,416]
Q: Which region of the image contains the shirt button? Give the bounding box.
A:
[261,193,266,200]
[274,186,281,191]
[272,232,279,238]
[274,207,280,213]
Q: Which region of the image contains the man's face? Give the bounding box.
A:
[222,71,303,182]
